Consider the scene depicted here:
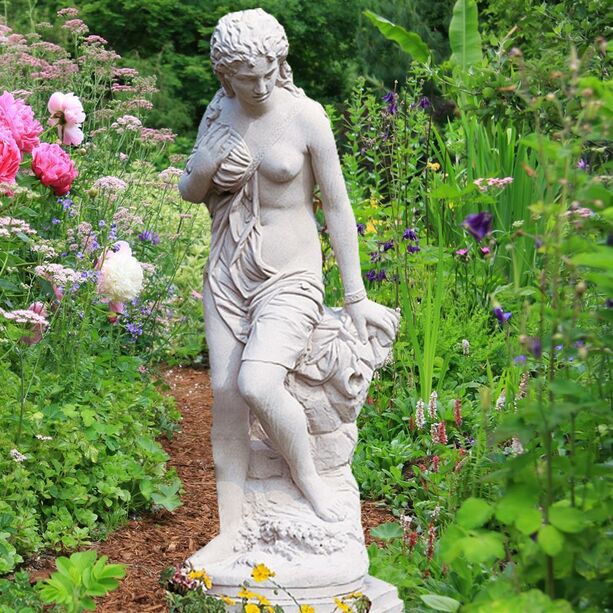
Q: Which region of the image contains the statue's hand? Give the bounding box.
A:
[345,299,399,344]
[186,124,241,178]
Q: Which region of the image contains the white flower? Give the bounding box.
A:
[415,399,426,429]
[10,448,27,462]
[510,437,524,455]
[428,390,438,419]
[97,241,143,302]
[35,434,53,441]
[495,391,506,411]
[462,339,470,355]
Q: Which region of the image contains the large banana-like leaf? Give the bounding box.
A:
[363,10,431,64]
[449,0,483,69]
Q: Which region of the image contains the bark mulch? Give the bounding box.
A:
[31,365,395,612]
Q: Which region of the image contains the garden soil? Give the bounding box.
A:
[28,365,394,612]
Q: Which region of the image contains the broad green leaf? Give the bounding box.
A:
[549,505,586,534]
[515,507,542,536]
[370,522,403,540]
[449,0,483,69]
[495,485,539,524]
[363,10,431,63]
[456,497,493,529]
[572,249,613,270]
[457,531,505,564]
[538,525,564,556]
[420,594,461,611]
[430,184,462,200]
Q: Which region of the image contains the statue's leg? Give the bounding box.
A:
[187,284,250,568]
[237,361,347,522]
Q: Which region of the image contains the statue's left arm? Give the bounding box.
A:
[305,101,399,342]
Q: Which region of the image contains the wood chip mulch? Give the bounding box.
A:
[30,365,395,612]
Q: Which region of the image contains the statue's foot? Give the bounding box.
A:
[294,473,347,523]
[186,532,238,569]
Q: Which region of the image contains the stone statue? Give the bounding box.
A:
[179,8,402,610]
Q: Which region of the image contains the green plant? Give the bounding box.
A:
[37,550,125,612]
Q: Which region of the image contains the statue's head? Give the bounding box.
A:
[210,8,299,99]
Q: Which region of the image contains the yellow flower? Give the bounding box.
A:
[264,608,275,613]
[256,595,271,606]
[347,591,364,599]
[238,587,258,600]
[219,595,236,606]
[187,569,212,590]
[426,161,441,171]
[251,563,276,583]
[245,604,260,613]
[334,598,351,613]
[300,605,315,613]
[369,196,379,207]
[365,219,378,234]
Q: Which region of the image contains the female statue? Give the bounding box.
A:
[179,8,398,571]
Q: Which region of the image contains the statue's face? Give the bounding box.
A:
[227,55,279,105]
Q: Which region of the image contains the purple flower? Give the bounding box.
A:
[376,270,387,281]
[383,91,398,115]
[407,244,421,254]
[493,307,512,324]
[576,159,589,171]
[98,220,106,228]
[403,228,418,241]
[369,251,381,263]
[514,354,527,364]
[480,246,491,257]
[366,269,377,282]
[418,96,431,109]
[527,336,542,358]
[382,240,394,252]
[463,212,493,242]
[138,230,160,245]
[535,237,544,249]
[455,248,469,259]
[356,223,366,236]
[51,217,61,225]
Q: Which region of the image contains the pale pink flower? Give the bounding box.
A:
[20,302,49,345]
[415,399,426,429]
[0,127,21,193]
[428,390,438,419]
[47,92,86,146]
[0,217,36,236]
[62,19,89,36]
[57,7,79,17]
[31,143,78,195]
[0,91,43,153]
[430,423,440,445]
[0,305,49,327]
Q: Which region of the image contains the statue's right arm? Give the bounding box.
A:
[178,114,216,204]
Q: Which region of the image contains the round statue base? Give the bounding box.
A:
[209,575,404,612]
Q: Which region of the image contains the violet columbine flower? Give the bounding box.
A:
[369,251,380,263]
[383,91,398,115]
[138,230,160,244]
[356,223,365,236]
[576,158,589,171]
[463,211,493,242]
[493,307,512,324]
[366,269,377,282]
[403,228,418,241]
[376,270,387,281]
[418,96,431,109]
[407,244,420,254]
[514,354,527,364]
[382,240,394,252]
[527,336,542,358]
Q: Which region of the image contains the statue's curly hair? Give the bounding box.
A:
[210,8,303,98]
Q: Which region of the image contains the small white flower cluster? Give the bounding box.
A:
[0,307,49,326]
[0,216,37,237]
[415,399,426,429]
[31,242,58,258]
[92,175,128,193]
[35,263,80,286]
[10,448,27,462]
[473,177,513,192]
[428,390,438,419]
[158,166,183,183]
[461,339,470,356]
[110,114,142,132]
[495,391,506,411]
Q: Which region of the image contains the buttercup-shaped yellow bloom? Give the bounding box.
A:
[300,605,315,613]
[238,586,258,600]
[219,594,236,606]
[334,598,351,613]
[244,604,260,613]
[251,563,276,582]
[426,161,441,171]
[187,569,212,589]
[256,594,271,605]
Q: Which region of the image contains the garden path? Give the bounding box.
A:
[33,365,393,611]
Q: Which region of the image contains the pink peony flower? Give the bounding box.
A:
[47,91,85,146]
[0,91,43,153]
[0,127,21,193]
[31,143,78,195]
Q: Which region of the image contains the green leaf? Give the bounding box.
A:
[495,485,539,524]
[456,497,493,529]
[515,507,542,536]
[430,184,462,200]
[449,0,483,69]
[457,531,505,564]
[549,505,586,534]
[363,10,431,63]
[420,594,461,611]
[572,248,613,270]
[538,525,564,556]
[370,522,403,541]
